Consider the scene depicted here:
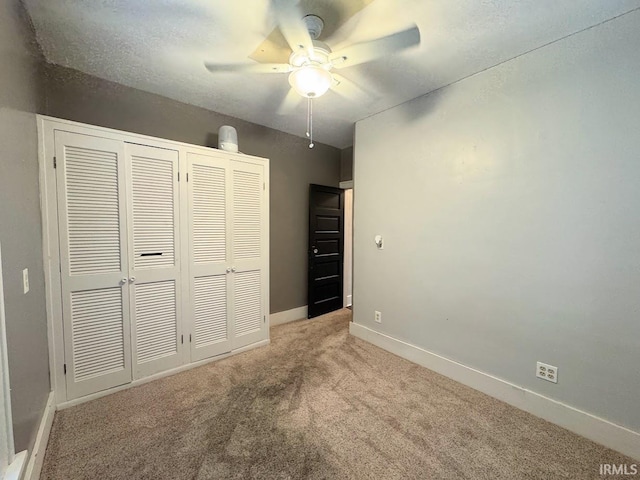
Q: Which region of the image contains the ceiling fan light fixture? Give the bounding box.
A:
[288,65,333,98]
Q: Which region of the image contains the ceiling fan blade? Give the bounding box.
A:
[330,74,370,102]
[329,25,420,69]
[204,62,292,74]
[277,88,303,115]
[272,0,314,56]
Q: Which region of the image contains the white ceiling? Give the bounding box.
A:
[25,0,640,148]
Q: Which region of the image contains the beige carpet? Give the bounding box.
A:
[41,309,634,479]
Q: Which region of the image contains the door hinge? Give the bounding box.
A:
[181,335,184,344]
[53,157,57,169]
[177,172,180,181]
[264,315,266,323]
[186,172,189,182]
[63,363,67,375]
[189,334,192,343]
[263,182,265,191]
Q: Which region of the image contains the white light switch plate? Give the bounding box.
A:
[23,268,29,294]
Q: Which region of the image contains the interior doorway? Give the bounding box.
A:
[308,184,345,318]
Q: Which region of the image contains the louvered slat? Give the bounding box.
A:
[135,281,178,364]
[193,275,227,347]
[65,146,121,275]
[192,164,226,264]
[71,288,125,381]
[234,270,261,337]
[233,170,261,260]
[131,155,175,269]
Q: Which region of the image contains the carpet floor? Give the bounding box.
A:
[41,309,634,479]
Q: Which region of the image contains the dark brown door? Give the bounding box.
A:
[308,184,344,318]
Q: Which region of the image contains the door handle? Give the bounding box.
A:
[120,278,127,285]
[231,267,237,272]
[312,247,318,254]
[226,267,232,273]
[129,276,136,283]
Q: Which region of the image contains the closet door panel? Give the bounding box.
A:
[193,275,227,349]
[233,270,262,337]
[230,161,267,349]
[70,288,126,382]
[188,153,232,361]
[134,280,178,364]
[131,153,176,269]
[232,168,262,265]
[126,144,183,378]
[55,131,132,400]
[192,161,227,267]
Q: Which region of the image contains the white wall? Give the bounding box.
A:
[353,9,640,433]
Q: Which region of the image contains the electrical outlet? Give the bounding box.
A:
[374,311,382,323]
[22,268,29,294]
[536,362,558,383]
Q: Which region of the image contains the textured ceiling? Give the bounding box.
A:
[25,0,640,148]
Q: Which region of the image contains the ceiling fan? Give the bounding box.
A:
[204,0,421,146]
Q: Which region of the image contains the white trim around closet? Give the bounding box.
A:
[38,115,270,407]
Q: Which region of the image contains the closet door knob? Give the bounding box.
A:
[226,267,232,273]
[129,276,136,283]
[231,267,237,272]
[120,278,127,285]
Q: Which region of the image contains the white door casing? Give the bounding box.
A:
[343,188,353,308]
[126,143,183,379]
[0,244,14,475]
[55,131,132,400]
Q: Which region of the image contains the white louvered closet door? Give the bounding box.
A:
[230,160,267,350]
[187,153,232,361]
[55,131,132,400]
[126,144,183,379]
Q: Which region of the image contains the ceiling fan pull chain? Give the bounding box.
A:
[306,97,311,138]
[309,97,315,149]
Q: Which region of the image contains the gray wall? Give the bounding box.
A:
[0,0,51,452]
[44,64,341,313]
[353,10,640,431]
[340,147,354,182]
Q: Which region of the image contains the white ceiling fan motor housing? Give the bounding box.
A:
[289,40,331,67]
[288,14,334,98]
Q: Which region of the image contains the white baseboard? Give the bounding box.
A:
[349,322,640,461]
[270,306,308,326]
[22,392,55,480]
[4,451,27,480]
[58,339,269,410]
